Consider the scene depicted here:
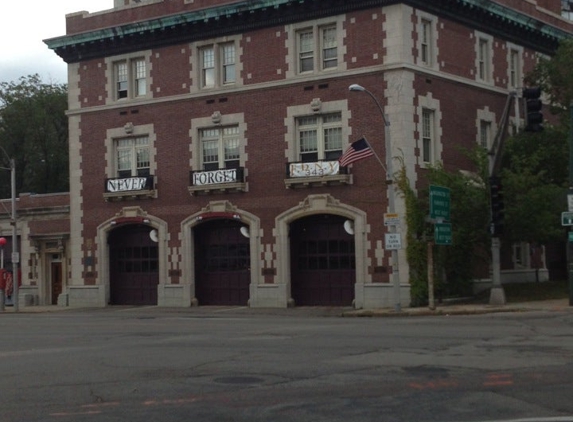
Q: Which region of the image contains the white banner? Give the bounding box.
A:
[107,177,148,193]
[193,169,238,186]
[289,161,340,178]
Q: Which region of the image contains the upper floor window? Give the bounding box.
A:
[296,24,338,74]
[115,58,147,100]
[562,0,573,19]
[420,19,432,65]
[106,52,151,103]
[200,126,240,171]
[297,113,342,162]
[476,35,492,83]
[508,47,522,89]
[421,108,435,164]
[200,42,236,88]
[416,13,438,69]
[478,39,488,80]
[286,17,346,79]
[509,50,518,87]
[116,136,150,178]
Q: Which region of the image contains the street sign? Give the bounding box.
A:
[434,223,452,245]
[384,213,400,226]
[562,212,573,226]
[430,185,451,221]
[568,232,573,242]
[385,233,402,250]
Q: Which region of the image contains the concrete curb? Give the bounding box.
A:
[1,299,570,316]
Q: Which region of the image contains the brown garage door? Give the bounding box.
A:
[290,214,355,306]
[109,224,159,305]
[194,219,250,306]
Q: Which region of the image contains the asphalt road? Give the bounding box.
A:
[1,306,572,422]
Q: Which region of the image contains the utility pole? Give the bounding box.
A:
[569,103,573,306]
[349,84,402,312]
[11,158,18,312]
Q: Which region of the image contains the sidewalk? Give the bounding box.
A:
[342,298,572,317]
[0,298,571,316]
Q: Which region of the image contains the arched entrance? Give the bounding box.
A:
[290,214,355,306]
[108,224,159,305]
[194,219,250,305]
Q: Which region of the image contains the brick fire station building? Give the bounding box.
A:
[39,0,572,308]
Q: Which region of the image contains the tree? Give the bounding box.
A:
[396,149,491,305]
[0,75,68,198]
[505,39,573,244]
[500,126,568,245]
[526,39,573,124]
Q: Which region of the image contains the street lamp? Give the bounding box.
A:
[0,147,18,312]
[349,83,402,312]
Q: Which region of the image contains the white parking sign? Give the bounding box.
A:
[385,233,402,250]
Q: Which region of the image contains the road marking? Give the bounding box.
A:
[409,379,459,390]
[464,418,573,422]
[483,373,514,387]
[50,410,101,417]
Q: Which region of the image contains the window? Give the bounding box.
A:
[509,48,521,88]
[116,136,150,178]
[201,47,215,88]
[297,24,338,73]
[416,14,438,69]
[477,37,491,82]
[480,120,492,149]
[420,19,432,65]
[222,44,236,84]
[562,0,573,19]
[200,126,241,171]
[421,109,434,163]
[321,26,337,69]
[114,58,147,100]
[298,30,314,72]
[297,113,342,162]
[200,42,236,88]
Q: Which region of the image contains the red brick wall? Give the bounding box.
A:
[77,78,390,267]
[242,28,288,84]
[345,9,385,70]
[152,45,193,97]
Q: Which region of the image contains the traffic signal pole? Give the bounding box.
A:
[488,92,515,305]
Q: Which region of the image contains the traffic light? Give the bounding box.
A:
[523,87,543,132]
[489,176,504,236]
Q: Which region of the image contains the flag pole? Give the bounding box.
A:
[361,136,387,174]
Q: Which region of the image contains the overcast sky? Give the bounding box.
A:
[1,1,113,85]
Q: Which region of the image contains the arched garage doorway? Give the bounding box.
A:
[108,224,159,305]
[290,214,355,306]
[194,219,250,306]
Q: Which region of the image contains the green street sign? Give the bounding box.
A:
[562,212,573,226]
[435,223,452,245]
[430,185,451,221]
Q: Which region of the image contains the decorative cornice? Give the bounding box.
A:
[44,0,572,63]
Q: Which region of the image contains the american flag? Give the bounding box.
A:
[338,137,374,167]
